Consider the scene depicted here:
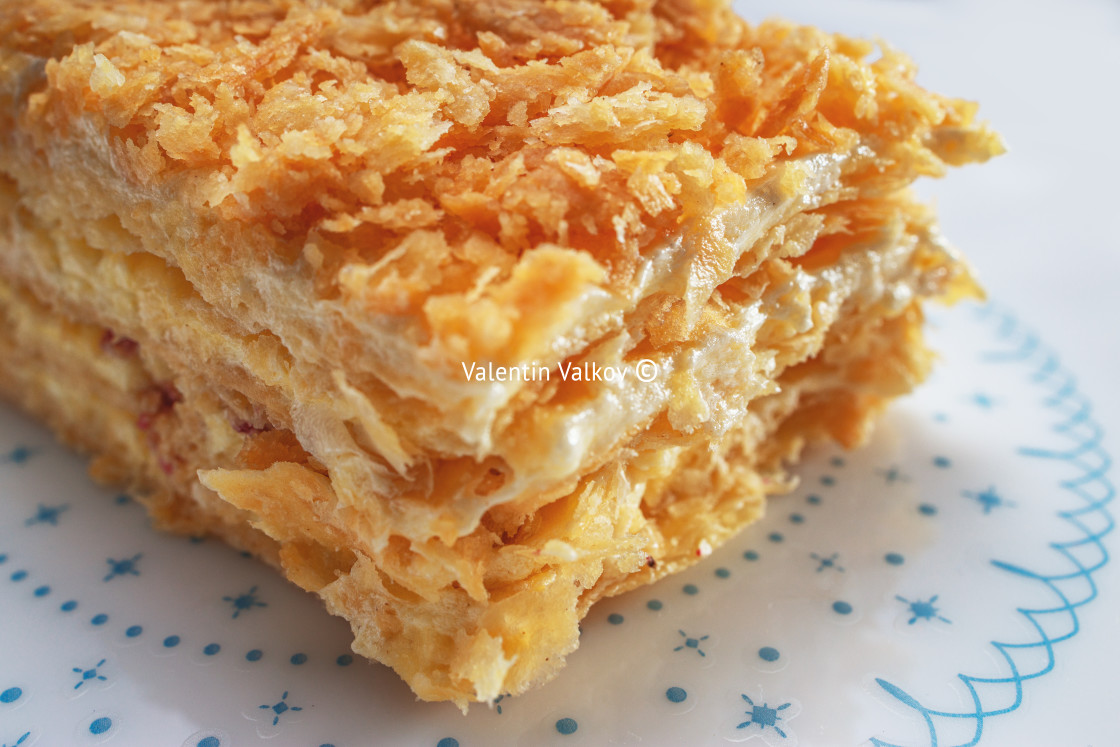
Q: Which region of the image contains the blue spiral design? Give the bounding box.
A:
[871,304,1114,747]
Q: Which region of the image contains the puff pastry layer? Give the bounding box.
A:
[0,0,1001,707]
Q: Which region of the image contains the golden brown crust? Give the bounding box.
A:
[0,0,1001,708]
[1,0,999,302]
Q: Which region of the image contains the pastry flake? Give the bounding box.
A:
[0,0,1001,708]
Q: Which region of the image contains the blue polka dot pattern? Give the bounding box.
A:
[555,717,578,735]
[666,687,687,703]
[758,647,780,662]
[0,301,1112,747]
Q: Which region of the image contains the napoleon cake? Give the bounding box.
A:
[0,0,1002,708]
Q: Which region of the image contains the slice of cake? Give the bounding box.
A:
[0,0,1002,707]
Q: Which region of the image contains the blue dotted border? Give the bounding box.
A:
[871,303,1115,747]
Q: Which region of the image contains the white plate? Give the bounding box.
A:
[0,301,1114,746]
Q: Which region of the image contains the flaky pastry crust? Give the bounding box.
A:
[0,0,1001,707]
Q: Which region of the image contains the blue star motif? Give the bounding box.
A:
[963,486,1014,514]
[259,691,302,726]
[876,465,909,484]
[103,554,142,581]
[224,585,267,618]
[72,658,108,690]
[673,629,709,657]
[896,594,951,625]
[737,694,790,737]
[810,552,844,573]
[24,503,69,527]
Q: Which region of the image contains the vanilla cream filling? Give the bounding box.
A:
[296,150,854,464]
[2,122,949,546]
[348,215,955,543]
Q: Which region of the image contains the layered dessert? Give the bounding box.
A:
[0,0,1002,707]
